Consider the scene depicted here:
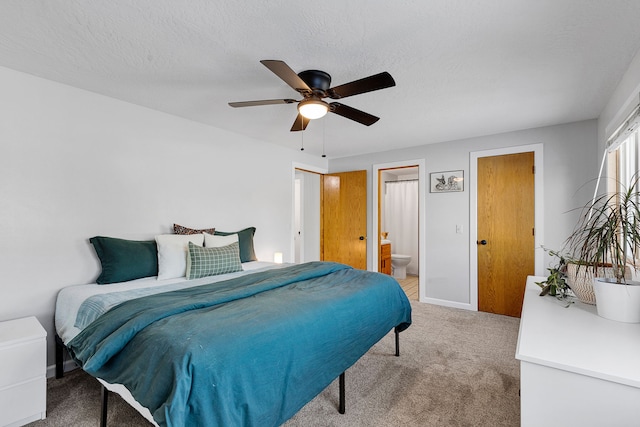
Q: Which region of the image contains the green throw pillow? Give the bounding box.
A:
[214,227,257,262]
[90,236,158,284]
[186,241,243,279]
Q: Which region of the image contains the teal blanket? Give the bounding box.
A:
[68,261,412,427]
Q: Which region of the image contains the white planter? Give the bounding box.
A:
[593,278,640,323]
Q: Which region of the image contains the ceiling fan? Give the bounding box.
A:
[228,60,396,131]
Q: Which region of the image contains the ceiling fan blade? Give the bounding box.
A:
[329,102,380,126]
[328,72,395,99]
[290,113,310,132]
[260,60,312,93]
[229,99,297,108]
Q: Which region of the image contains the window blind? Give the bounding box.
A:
[607,102,640,153]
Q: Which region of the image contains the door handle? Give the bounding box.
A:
[359,236,366,241]
[477,240,487,245]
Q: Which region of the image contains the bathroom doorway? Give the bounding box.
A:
[374,162,425,301]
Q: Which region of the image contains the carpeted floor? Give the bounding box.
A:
[29,302,521,426]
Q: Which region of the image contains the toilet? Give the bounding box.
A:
[391,254,411,280]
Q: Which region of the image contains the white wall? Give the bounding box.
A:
[0,66,327,366]
[330,120,598,305]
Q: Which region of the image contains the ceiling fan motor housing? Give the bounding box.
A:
[298,70,331,91]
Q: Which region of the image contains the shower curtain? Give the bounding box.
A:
[383,180,419,276]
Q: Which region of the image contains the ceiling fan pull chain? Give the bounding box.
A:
[322,118,326,158]
[300,121,304,151]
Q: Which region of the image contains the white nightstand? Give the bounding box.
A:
[0,316,47,427]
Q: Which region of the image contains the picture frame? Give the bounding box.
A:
[430,170,464,193]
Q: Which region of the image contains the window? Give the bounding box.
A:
[607,104,640,192]
[613,129,639,191]
[607,109,640,263]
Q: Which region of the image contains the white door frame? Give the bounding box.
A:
[373,159,426,302]
[291,162,328,264]
[469,144,545,311]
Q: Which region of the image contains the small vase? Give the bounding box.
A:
[592,278,640,323]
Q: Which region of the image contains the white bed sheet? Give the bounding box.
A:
[55,261,280,344]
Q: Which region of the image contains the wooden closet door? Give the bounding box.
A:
[477,152,535,317]
[321,170,367,270]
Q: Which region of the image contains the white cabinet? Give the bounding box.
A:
[0,317,47,427]
[517,277,640,426]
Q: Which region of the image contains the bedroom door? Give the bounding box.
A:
[321,170,367,270]
[477,152,535,317]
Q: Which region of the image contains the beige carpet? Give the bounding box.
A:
[29,302,521,426]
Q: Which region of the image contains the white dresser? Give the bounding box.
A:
[0,316,47,427]
[517,276,640,427]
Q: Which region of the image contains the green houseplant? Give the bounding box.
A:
[565,173,640,322]
[536,249,571,301]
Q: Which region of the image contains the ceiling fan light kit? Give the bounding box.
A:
[229,60,395,132]
[298,99,329,119]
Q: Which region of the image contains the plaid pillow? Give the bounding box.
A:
[186,241,242,279]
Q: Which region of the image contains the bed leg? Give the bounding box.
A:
[101,384,109,427]
[338,372,345,414]
[395,327,400,357]
[55,334,65,378]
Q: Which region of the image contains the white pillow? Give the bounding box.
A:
[204,232,238,248]
[156,234,205,280]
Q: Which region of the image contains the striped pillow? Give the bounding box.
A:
[186,241,242,279]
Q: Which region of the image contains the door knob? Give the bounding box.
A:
[359,236,366,241]
[477,240,487,245]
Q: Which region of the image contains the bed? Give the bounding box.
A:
[54,231,412,427]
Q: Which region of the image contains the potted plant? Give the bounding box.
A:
[565,174,640,322]
[536,249,571,301]
[563,261,615,305]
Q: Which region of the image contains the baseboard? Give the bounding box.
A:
[47,359,78,379]
[420,297,475,311]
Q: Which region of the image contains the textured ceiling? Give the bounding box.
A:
[2,1,640,158]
